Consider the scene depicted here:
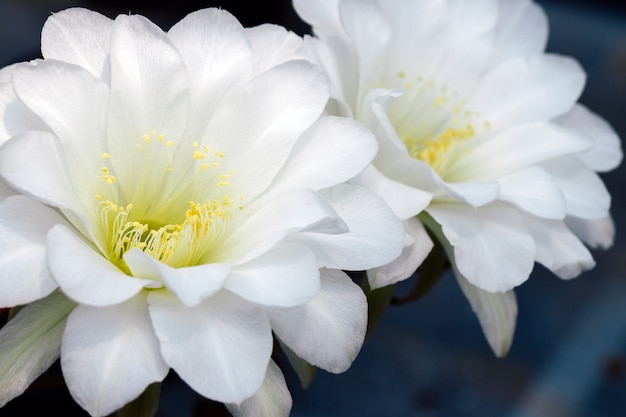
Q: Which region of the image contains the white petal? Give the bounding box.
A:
[556,104,623,172]
[218,188,346,265]
[0,291,75,407]
[354,165,432,220]
[48,225,154,307]
[148,290,272,404]
[167,8,252,139]
[0,132,80,210]
[467,54,585,130]
[107,13,189,180]
[367,217,433,289]
[498,166,566,219]
[268,269,366,373]
[123,249,230,307]
[0,196,69,307]
[449,122,591,181]
[455,269,517,357]
[427,202,535,292]
[269,116,378,195]
[523,215,594,279]
[61,295,168,417]
[11,60,110,194]
[246,23,304,74]
[202,60,329,201]
[434,176,500,207]
[0,177,16,202]
[541,157,611,219]
[224,243,320,308]
[566,215,615,250]
[226,360,292,417]
[289,184,405,270]
[41,8,113,80]
[489,0,548,66]
[0,70,48,143]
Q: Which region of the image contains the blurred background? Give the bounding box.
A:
[0,1,624,416]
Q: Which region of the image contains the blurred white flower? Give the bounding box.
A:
[295,0,622,355]
[0,7,405,416]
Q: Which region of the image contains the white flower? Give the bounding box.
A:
[294,0,622,355]
[0,8,405,416]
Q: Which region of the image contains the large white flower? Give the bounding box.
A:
[294,0,622,355]
[0,8,405,417]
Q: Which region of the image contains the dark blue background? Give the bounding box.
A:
[0,1,624,416]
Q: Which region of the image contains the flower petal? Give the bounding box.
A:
[269,116,378,195]
[167,8,252,140]
[148,290,272,404]
[48,225,154,307]
[41,8,113,80]
[449,122,590,181]
[246,23,304,74]
[354,164,432,220]
[268,269,366,373]
[541,157,611,219]
[566,215,615,250]
[524,215,594,279]
[123,249,230,308]
[225,360,292,417]
[556,104,623,172]
[0,291,75,407]
[224,243,320,308]
[367,217,434,289]
[0,196,69,307]
[498,166,566,219]
[288,184,405,271]
[0,131,79,210]
[489,0,548,66]
[467,54,585,130]
[427,202,535,292]
[455,268,517,357]
[218,187,347,265]
[202,60,329,201]
[61,295,168,417]
[0,69,48,144]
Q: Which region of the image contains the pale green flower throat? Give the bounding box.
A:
[94,130,244,274]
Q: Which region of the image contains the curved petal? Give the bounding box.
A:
[268,269,366,373]
[467,54,585,131]
[218,187,347,265]
[489,0,548,66]
[556,104,623,172]
[123,249,230,308]
[61,295,168,417]
[226,360,292,417]
[269,116,378,195]
[48,225,154,307]
[148,290,272,404]
[201,60,329,201]
[224,243,320,308]
[354,164,432,220]
[167,8,252,139]
[524,215,594,279]
[0,73,48,144]
[497,166,566,219]
[434,176,500,207]
[107,13,189,185]
[455,268,517,357]
[367,216,433,289]
[288,184,405,270]
[0,131,80,211]
[0,291,75,407]
[449,122,591,181]
[566,215,615,250]
[0,196,69,307]
[41,8,113,80]
[541,157,611,219]
[246,23,304,74]
[427,202,535,292]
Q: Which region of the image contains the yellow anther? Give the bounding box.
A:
[166,141,173,147]
[101,153,111,159]
[397,71,406,78]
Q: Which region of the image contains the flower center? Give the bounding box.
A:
[94,130,244,273]
[385,71,491,178]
